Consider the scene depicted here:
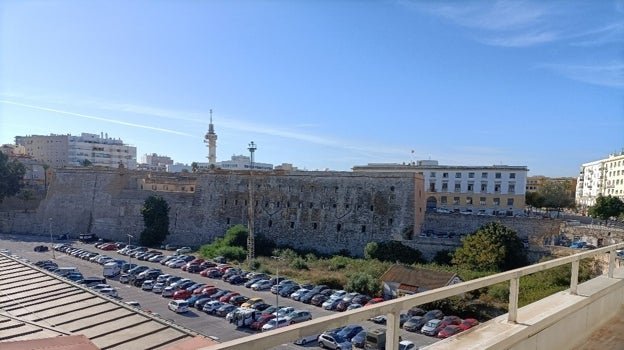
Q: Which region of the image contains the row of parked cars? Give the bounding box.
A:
[377,307,480,339]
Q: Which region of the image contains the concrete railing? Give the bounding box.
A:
[205,242,624,350]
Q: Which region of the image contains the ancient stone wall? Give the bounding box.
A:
[0,168,418,257]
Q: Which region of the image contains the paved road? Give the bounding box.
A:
[0,234,440,349]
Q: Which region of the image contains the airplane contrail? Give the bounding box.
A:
[0,100,196,137]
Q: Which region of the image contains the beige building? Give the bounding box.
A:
[353,160,528,215]
[576,151,624,209]
[15,132,137,169]
[527,175,577,194]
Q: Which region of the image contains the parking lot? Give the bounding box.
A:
[0,235,440,349]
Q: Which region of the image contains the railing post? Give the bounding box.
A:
[508,276,520,323]
[608,249,616,278]
[385,312,400,350]
[570,259,580,295]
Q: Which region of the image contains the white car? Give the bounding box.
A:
[176,247,192,254]
[261,317,289,331]
[99,288,118,298]
[251,280,272,291]
[162,286,175,297]
[168,300,189,313]
[167,259,187,268]
[91,283,111,291]
[141,280,155,291]
[152,282,165,293]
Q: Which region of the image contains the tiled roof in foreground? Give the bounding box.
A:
[0,254,211,350]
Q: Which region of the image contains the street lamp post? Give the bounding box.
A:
[49,218,55,259]
[247,141,257,267]
[127,234,134,268]
[271,255,282,320]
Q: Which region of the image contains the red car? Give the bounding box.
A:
[439,315,462,328]
[200,267,218,277]
[438,325,463,339]
[100,243,117,251]
[365,297,384,306]
[172,289,193,300]
[219,291,239,303]
[250,313,275,331]
[194,285,214,295]
[459,318,479,330]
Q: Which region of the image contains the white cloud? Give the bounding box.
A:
[536,62,624,88]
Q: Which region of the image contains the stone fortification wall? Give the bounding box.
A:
[0,168,417,257]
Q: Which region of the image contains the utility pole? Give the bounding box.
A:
[247,141,257,267]
[49,218,55,259]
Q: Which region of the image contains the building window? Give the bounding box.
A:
[390,186,395,192]
[226,218,230,224]
[495,172,502,179]
[309,202,314,208]
[453,197,460,205]
[508,184,515,193]
[510,173,516,179]
[480,197,486,205]
[455,172,462,178]
[443,172,449,178]
[268,220,273,228]
[388,218,393,226]
[290,222,295,229]
[370,205,374,211]
[467,183,474,192]
[313,223,318,229]
[429,182,436,192]
[441,196,447,204]
[494,184,501,192]
[361,225,366,233]
[481,172,488,179]
[442,183,448,191]
[336,223,342,232]
[454,183,461,192]
[466,197,473,205]
[468,172,475,178]
[430,172,436,177]
[507,198,514,206]
[493,198,500,206]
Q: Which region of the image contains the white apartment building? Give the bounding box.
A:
[165,155,274,173]
[576,151,624,209]
[353,160,528,215]
[15,133,137,169]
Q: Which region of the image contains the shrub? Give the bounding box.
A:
[290,257,309,270]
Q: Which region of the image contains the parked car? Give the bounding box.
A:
[290,288,310,301]
[173,289,193,300]
[261,317,289,332]
[284,310,312,324]
[438,325,463,339]
[322,297,342,310]
[229,295,250,307]
[439,315,462,328]
[241,297,264,309]
[152,282,165,293]
[317,331,352,349]
[350,330,367,348]
[251,280,272,291]
[421,319,443,336]
[311,294,329,306]
[141,280,155,291]
[423,309,445,321]
[168,300,189,313]
[99,288,118,298]
[250,313,276,330]
[202,300,225,314]
[337,324,364,341]
[407,306,426,316]
[176,246,192,254]
[34,245,49,252]
[398,340,417,350]
[215,304,238,317]
[403,316,427,332]
[459,318,479,330]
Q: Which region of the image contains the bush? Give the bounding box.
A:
[314,277,345,290]
[345,273,380,296]
[290,257,309,270]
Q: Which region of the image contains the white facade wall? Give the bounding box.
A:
[576,152,624,207]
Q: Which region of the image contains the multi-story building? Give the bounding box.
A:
[526,176,577,195]
[167,155,274,173]
[353,160,528,215]
[15,133,137,169]
[576,151,624,210]
[137,153,174,172]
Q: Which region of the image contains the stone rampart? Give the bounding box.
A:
[0,168,419,257]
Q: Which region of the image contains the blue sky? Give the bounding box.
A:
[1,0,622,177]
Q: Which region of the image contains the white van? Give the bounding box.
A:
[168,300,189,313]
[103,262,121,277]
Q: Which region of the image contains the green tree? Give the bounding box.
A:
[432,249,453,265]
[0,153,26,202]
[588,195,624,224]
[191,162,199,173]
[452,222,528,272]
[525,191,545,213]
[140,195,170,247]
[539,181,576,217]
[345,272,380,296]
[364,241,424,264]
[222,224,249,248]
